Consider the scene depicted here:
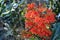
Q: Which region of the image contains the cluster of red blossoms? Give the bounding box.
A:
[25,3,56,40]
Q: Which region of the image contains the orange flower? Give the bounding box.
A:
[29,26,37,35]
[45,15,56,23]
[25,10,39,19]
[25,20,34,28]
[27,3,35,9]
[38,7,47,12]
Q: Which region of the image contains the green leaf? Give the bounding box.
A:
[30,37,41,40]
[30,37,35,40]
[34,37,39,40]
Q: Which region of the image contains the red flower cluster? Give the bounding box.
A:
[25,3,56,39]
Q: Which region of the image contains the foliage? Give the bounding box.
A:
[0,0,60,40]
[0,0,26,40]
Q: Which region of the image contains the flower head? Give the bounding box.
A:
[25,3,56,39]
